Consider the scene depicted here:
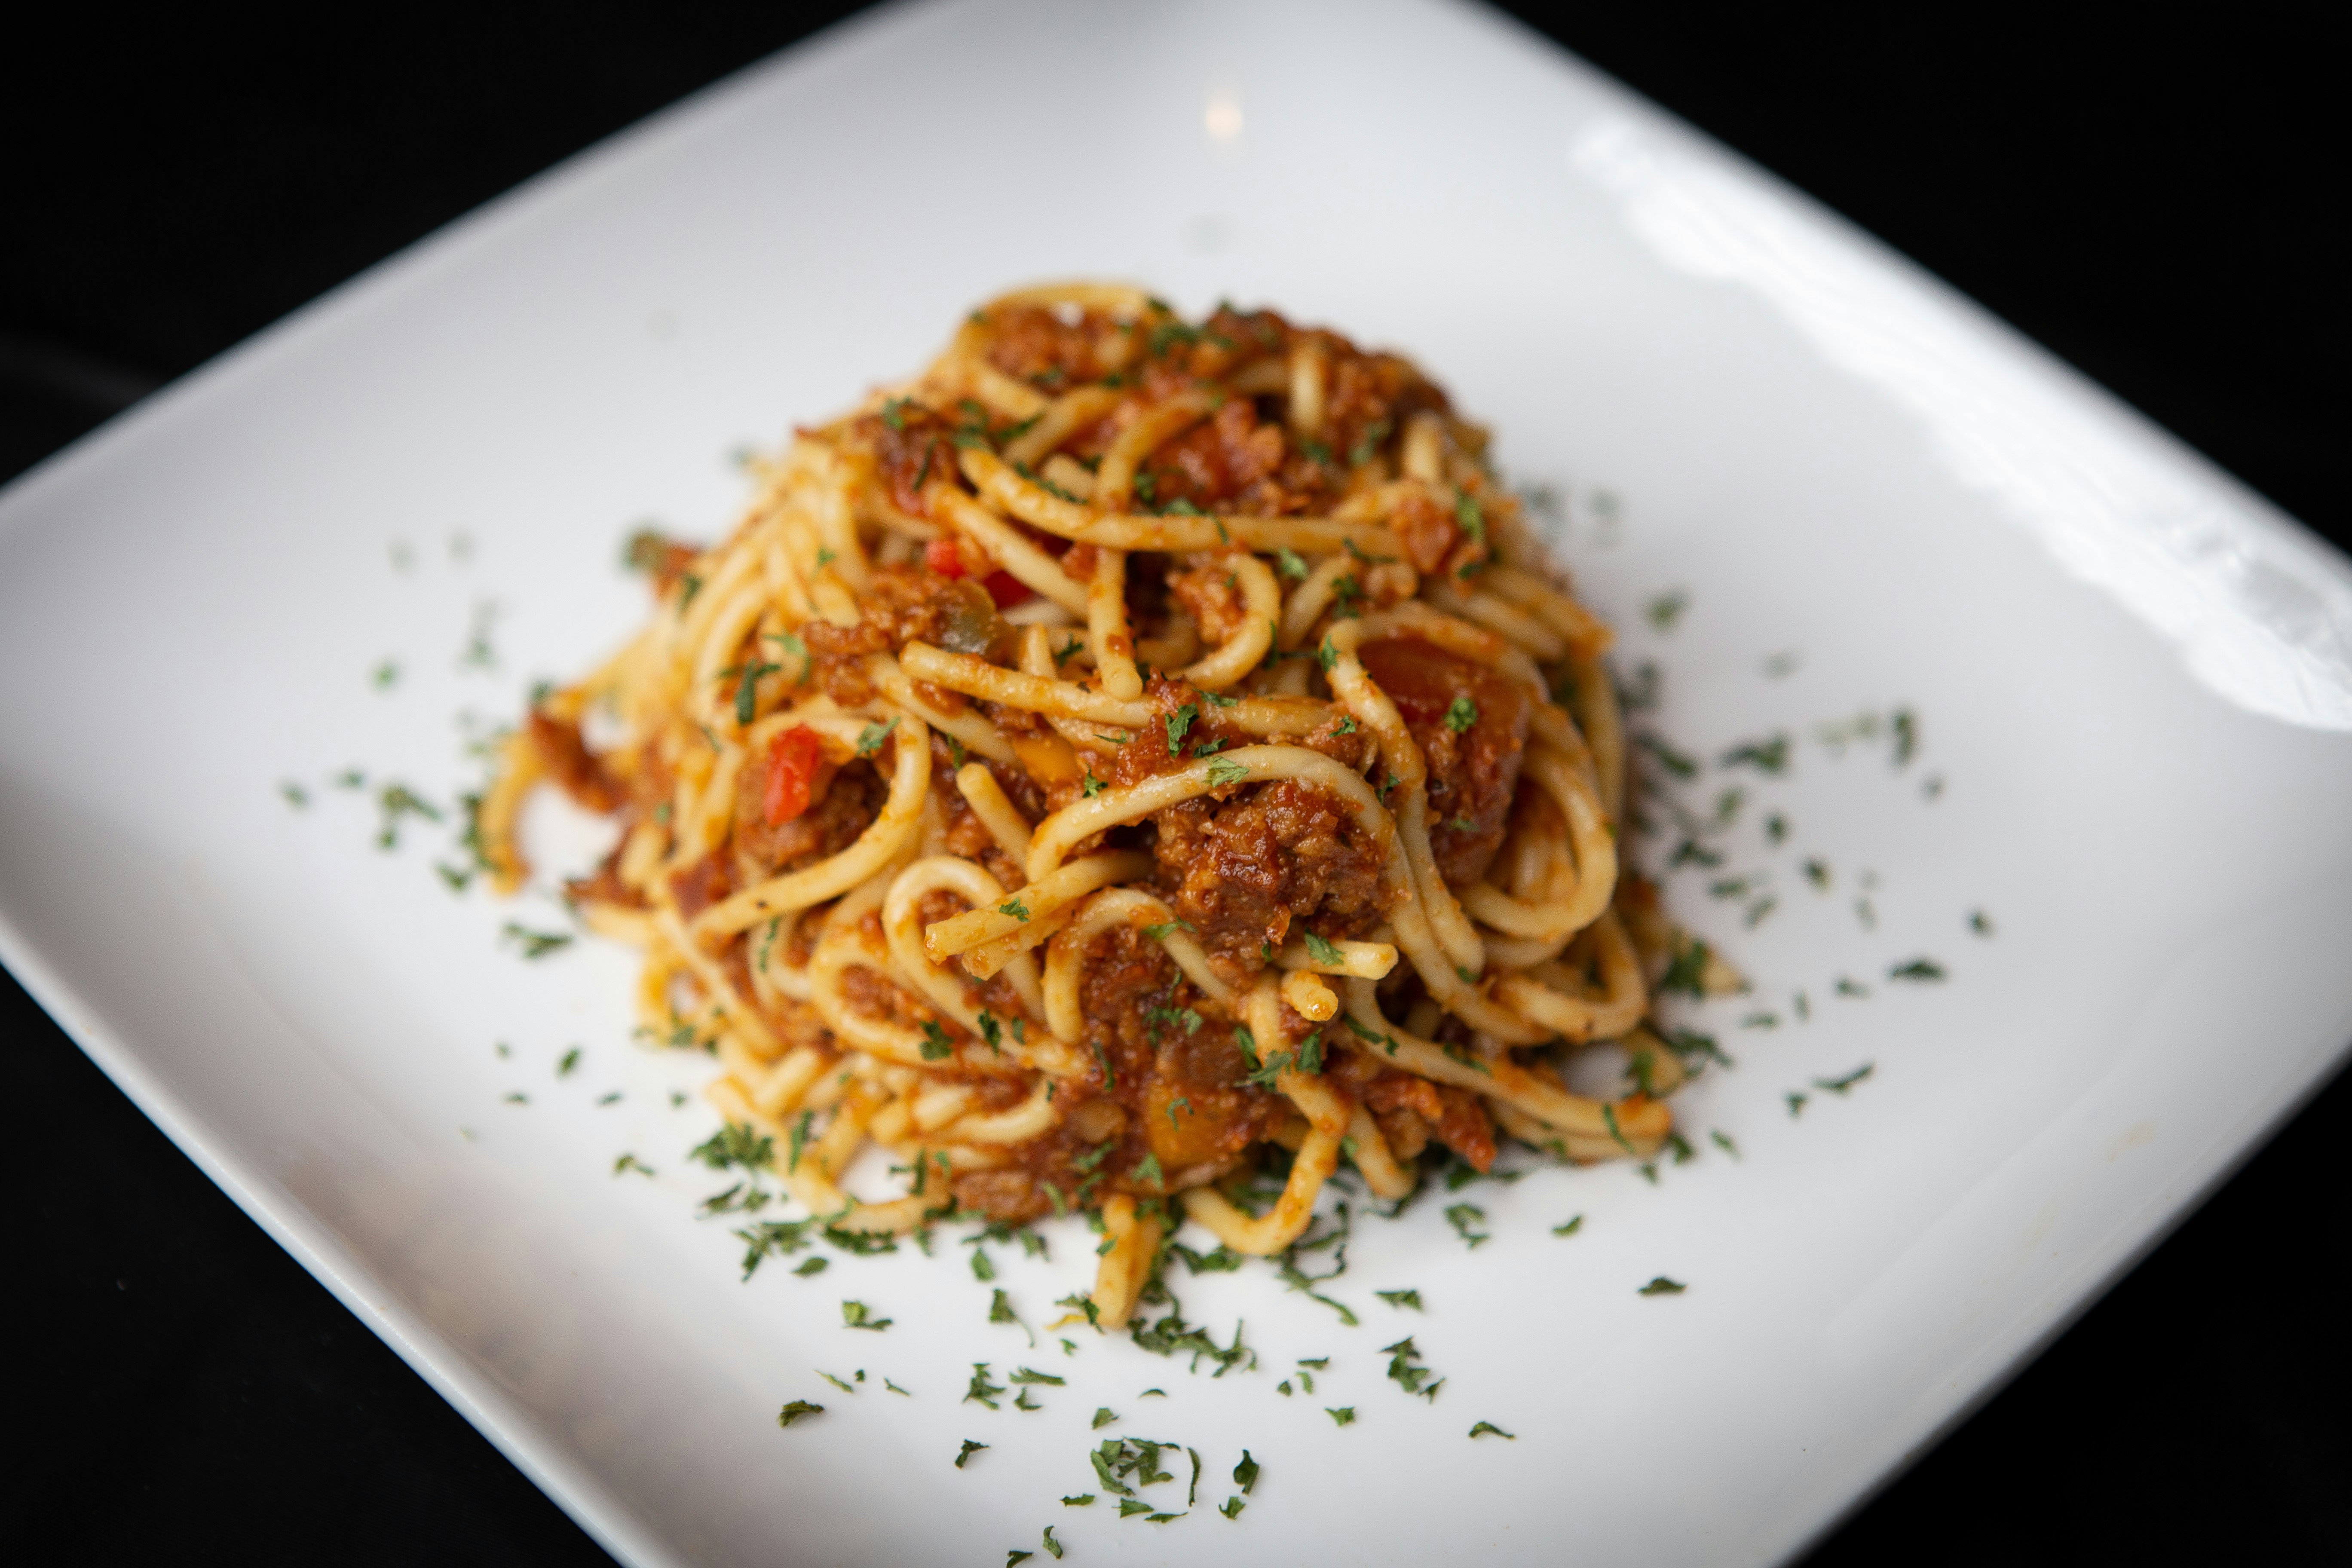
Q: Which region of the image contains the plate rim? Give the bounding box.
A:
[3,2,2349,1563]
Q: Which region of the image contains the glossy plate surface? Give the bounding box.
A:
[3,2,2349,1563]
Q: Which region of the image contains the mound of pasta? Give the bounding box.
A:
[482,285,1726,1327]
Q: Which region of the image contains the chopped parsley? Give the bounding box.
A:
[1327,1406,1357,1427]
[1720,733,1791,775]
[1638,1277,1687,1296]
[1128,1303,1251,1374]
[775,1400,822,1427]
[955,1438,989,1469]
[557,1047,581,1077]
[1645,589,1688,630]
[1635,732,1698,780]
[1081,772,1103,797]
[1239,1047,1293,1090]
[1552,1214,1584,1237]
[1892,707,1918,767]
[611,1153,653,1177]
[1142,918,1194,941]
[1815,1063,1875,1093]
[1165,702,1200,755]
[1600,1102,1639,1157]
[841,1301,892,1331]
[1444,1203,1490,1249]
[1091,1407,1118,1430]
[1381,1336,1442,1400]
[1275,548,1309,580]
[1301,929,1344,966]
[1454,491,1485,542]
[1657,939,1712,998]
[1375,1288,1422,1311]
[693,1122,775,1173]
[919,1020,955,1061]
[1468,1421,1516,1440]
[998,897,1032,922]
[824,1226,898,1257]
[1969,909,1995,936]
[1888,957,1946,982]
[1233,1451,1260,1493]
[732,659,781,724]
[1203,756,1250,787]
[1169,1241,1242,1273]
[500,922,572,959]
[854,717,899,757]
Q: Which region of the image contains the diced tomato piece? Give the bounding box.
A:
[763,725,824,826]
[980,570,1034,608]
[924,537,967,579]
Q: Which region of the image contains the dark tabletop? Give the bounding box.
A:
[6,4,2345,1562]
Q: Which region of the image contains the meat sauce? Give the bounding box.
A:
[1033,306,1458,523]
[949,922,1292,1223]
[1151,781,1392,980]
[981,304,1125,389]
[1059,675,1392,981]
[802,561,1010,704]
[733,755,887,879]
[1356,637,1528,887]
[1329,1047,1498,1172]
[566,304,1545,1213]
[528,710,625,813]
[845,404,962,521]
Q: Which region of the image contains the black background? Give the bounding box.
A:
[4,3,2345,1562]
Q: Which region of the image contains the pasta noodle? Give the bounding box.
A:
[485,286,1718,1326]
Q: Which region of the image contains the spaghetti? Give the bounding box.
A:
[484,286,1732,1329]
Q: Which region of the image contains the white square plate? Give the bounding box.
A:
[5,2,2349,1563]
